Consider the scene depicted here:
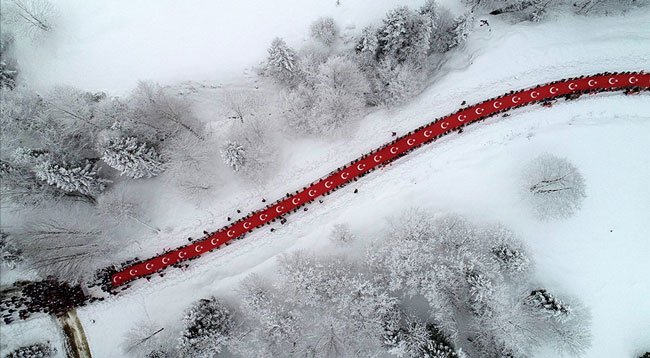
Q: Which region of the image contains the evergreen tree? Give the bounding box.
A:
[375,7,431,67]
[266,37,301,86]
[34,160,109,198]
[101,137,164,179]
[220,141,246,172]
[447,13,474,50]
[178,297,235,358]
[525,289,571,320]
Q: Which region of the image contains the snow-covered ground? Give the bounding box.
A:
[3,2,650,357]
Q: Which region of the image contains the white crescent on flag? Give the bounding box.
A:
[390,147,398,154]
[407,138,415,146]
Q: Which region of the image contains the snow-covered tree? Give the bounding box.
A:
[446,12,474,50]
[265,37,301,87]
[313,55,370,132]
[310,17,340,46]
[573,0,646,15]
[330,223,355,245]
[0,32,19,89]
[392,318,460,358]
[220,141,246,172]
[101,137,164,179]
[177,297,235,358]
[370,58,425,106]
[375,7,431,67]
[1,159,68,206]
[34,160,109,199]
[369,209,590,356]
[521,153,586,220]
[0,231,22,269]
[4,342,55,358]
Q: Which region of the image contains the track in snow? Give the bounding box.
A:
[111,71,649,288]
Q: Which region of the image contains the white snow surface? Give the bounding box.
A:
[3,3,650,358]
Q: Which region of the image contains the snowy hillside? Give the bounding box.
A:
[1,0,649,357]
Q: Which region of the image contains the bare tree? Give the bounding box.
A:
[223,88,266,123]
[121,320,167,358]
[2,0,55,38]
[11,216,119,283]
[522,153,586,220]
[96,187,159,234]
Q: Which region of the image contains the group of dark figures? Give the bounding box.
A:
[97,72,649,291]
[1,279,87,324]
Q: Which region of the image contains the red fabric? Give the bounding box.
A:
[112,72,649,287]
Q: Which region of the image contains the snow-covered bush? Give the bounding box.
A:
[309,17,340,46]
[521,153,586,220]
[265,37,302,87]
[4,342,55,358]
[101,137,164,179]
[177,297,235,358]
[220,141,246,172]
